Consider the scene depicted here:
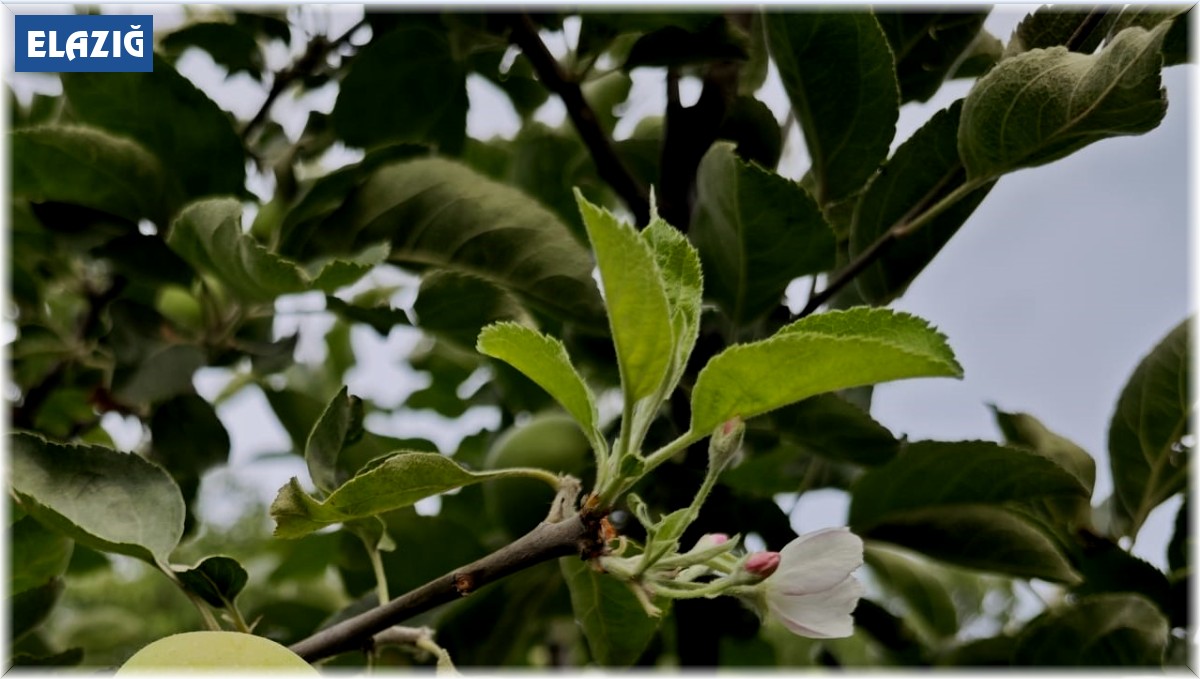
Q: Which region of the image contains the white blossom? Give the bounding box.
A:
[761,527,864,639]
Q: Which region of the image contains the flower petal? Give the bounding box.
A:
[768,574,863,639]
[772,527,863,595]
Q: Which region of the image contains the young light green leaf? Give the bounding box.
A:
[690,142,835,324]
[560,556,668,667]
[765,13,899,204]
[576,191,675,403]
[690,308,962,434]
[417,271,527,349]
[10,515,73,596]
[306,386,363,495]
[960,22,1171,181]
[9,433,185,564]
[864,543,959,641]
[11,126,177,225]
[1108,318,1191,537]
[172,555,249,608]
[270,452,556,538]
[851,101,995,305]
[641,217,702,392]
[477,322,604,454]
[61,56,246,200]
[1013,594,1169,665]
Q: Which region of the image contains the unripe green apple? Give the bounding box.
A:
[155,285,204,332]
[115,631,318,674]
[484,413,590,538]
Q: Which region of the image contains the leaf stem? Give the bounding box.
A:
[368,546,390,605]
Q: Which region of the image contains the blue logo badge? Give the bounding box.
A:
[15,14,153,73]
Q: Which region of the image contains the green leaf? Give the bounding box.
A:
[1168,496,1188,574]
[851,100,996,305]
[850,440,1087,582]
[168,198,304,302]
[560,556,667,667]
[576,192,674,402]
[172,555,249,608]
[851,441,1089,528]
[305,386,363,495]
[9,433,185,564]
[992,407,1095,494]
[690,142,835,324]
[301,159,606,328]
[1013,594,1168,665]
[1105,7,1190,67]
[765,12,899,204]
[1072,537,1172,622]
[270,452,553,538]
[876,11,990,103]
[415,271,527,349]
[332,26,466,152]
[61,56,246,201]
[112,343,206,407]
[325,294,410,336]
[1108,318,1191,537]
[772,393,899,466]
[11,578,63,643]
[864,543,958,642]
[476,322,604,454]
[622,17,748,69]
[10,515,73,596]
[642,216,703,393]
[11,126,176,225]
[1004,6,1111,57]
[308,242,391,293]
[690,307,962,434]
[161,21,265,79]
[959,21,1171,181]
[149,393,231,535]
[948,30,1004,80]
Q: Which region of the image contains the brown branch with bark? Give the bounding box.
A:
[506,13,650,225]
[289,514,598,663]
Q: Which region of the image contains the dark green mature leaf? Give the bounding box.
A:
[690,143,835,324]
[113,343,206,407]
[851,440,1087,582]
[477,322,604,453]
[12,126,176,225]
[161,21,265,79]
[11,578,63,642]
[333,26,467,152]
[324,294,410,336]
[1109,319,1191,537]
[852,101,995,305]
[690,308,961,434]
[150,394,231,485]
[1105,7,1190,67]
[270,452,555,538]
[61,57,246,201]
[173,556,249,608]
[10,516,73,596]
[960,22,1171,181]
[303,159,606,328]
[560,556,666,667]
[1168,497,1188,574]
[949,30,1004,80]
[993,408,1095,494]
[306,386,363,495]
[766,13,899,204]
[623,17,748,69]
[773,393,899,466]
[308,242,391,293]
[864,543,958,642]
[1013,594,1168,665]
[10,433,185,564]
[851,441,1089,528]
[577,193,674,402]
[10,647,85,668]
[1072,537,1172,622]
[718,96,783,169]
[415,271,526,349]
[876,11,990,103]
[1004,6,1110,57]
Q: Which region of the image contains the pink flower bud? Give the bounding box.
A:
[694,533,729,550]
[744,551,781,578]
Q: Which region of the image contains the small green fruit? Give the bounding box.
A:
[155,285,204,331]
[116,631,318,674]
[484,413,590,538]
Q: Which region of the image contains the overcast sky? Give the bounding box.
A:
[6,5,1192,573]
